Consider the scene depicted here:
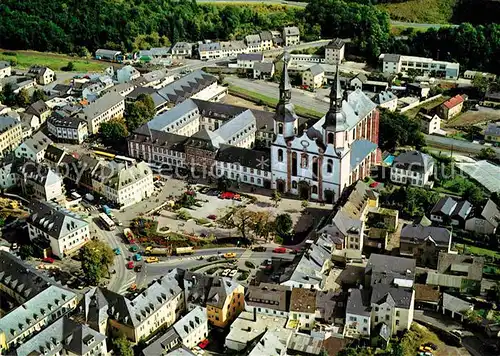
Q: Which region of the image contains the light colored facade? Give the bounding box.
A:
[390,150,434,187]
[171,42,193,58]
[345,289,371,338]
[206,278,245,328]
[0,163,19,189]
[438,94,464,120]
[236,53,263,69]
[380,53,460,79]
[370,288,415,335]
[288,288,317,330]
[29,66,55,85]
[245,34,262,53]
[302,64,325,89]
[418,112,441,135]
[47,115,88,143]
[0,61,11,78]
[82,92,125,134]
[173,306,208,349]
[0,116,23,159]
[14,131,53,163]
[283,26,300,46]
[198,43,221,60]
[0,285,77,353]
[260,31,274,51]
[94,161,154,208]
[18,162,64,201]
[27,200,90,258]
[117,65,141,83]
[220,41,248,57]
[325,39,345,64]
[485,122,500,143]
[465,199,499,235]
[372,91,398,112]
[253,62,275,80]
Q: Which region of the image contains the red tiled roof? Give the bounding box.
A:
[443,94,464,109]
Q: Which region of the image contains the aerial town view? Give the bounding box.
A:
[1,0,500,355]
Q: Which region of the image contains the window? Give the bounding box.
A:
[327,159,333,173]
[278,149,283,162]
[312,186,318,194]
[396,311,400,317]
[327,132,334,144]
[385,315,390,321]
[278,123,283,135]
[396,320,400,326]
[292,181,297,189]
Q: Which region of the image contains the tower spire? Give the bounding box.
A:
[273,51,298,138]
[329,65,342,112]
[279,51,292,103]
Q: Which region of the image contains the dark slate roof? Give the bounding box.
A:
[52,84,71,94]
[237,53,264,62]
[400,224,451,247]
[192,99,245,120]
[48,114,85,129]
[183,271,213,306]
[260,31,274,41]
[216,145,271,171]
[126,86,156,100]
[366,254,416,285]
[485,122,500,137]
[246,283,289,312]
[431,196,457,216]
[437,252,484,281]
[130,126,188,152]
[207,277,241,309]
[156,70,217,105]
[346,289,370,316]
[185,128,221,152]
[326,38,345,49]
[308,64,324,77]
[253,62,274,74]
[25,100,50,117]
[382,54,401,63]
[141,328,180,356]
[392,150,434,172]
[371,284,413,309]
[0,250,55,301]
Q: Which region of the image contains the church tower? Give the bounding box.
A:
[274,51,299,139]
[323,66,346,151]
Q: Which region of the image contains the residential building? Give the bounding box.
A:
[95,49,121,61]
[27,200,90,258]
[440,293,473,322]
[198,43,221,60]
[417,111,442,135]
[0,116,23,158]
[245,34,262,53]
[465,199,500,235]
[345,289,371,338]
[25,100,51,125]
[302,64,325,89]
[400,224,452,268]
[0,285,77,353]
[390,150,434,187]
[206,277,245,328]
[485,122,500,143]
[14,317,107,356]
[245,283,290,317]
[14,131,53,163]
[427,252,484,295]
[438,94,465,120]
[171,42,193,58]
[288,288,317,330]
[18,162,64,201]
[173,306,208,349]
[220,41,248,57]
[463,70,496,81]
[236,53,263,69]
[117,65,141,83]
[253,62,275,80]
[28,65,55,85]
[20,112,40,135]
[142,328,180,356]
[325,38,345,64]
[82,274,184,342]
[0,162,20,189]
[93,161,153,208]
[260,31,274,50]
[430,196,472,227]
[80,92,125,134]
[283,26,300,46]
[0,61,11,78]
[379,54,460,79]
[143,70,174,89]
[248,331,286,356]
[47,112,89,143]
[372,91,397,112]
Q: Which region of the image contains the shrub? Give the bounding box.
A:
[237,271,249,281]
[245,261,255,269]
[177,209,192,221]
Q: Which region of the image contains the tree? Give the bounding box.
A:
[379,109,425,151]
[62,61,75,71]
[0,82,15,106]
[472,74,489,97]
[477,147,497,161]
[15,88,30,107]
[271,190,281,208]
[31,89,46,103]
[112,334,133,356]
[81,240,115,285]
[217,176,231,192]
[301,200,309,210]
[274,213,293,237]
[19,245,34,260]
[463,184,485,207]
[99,118,129,144]
[126,94,156,131]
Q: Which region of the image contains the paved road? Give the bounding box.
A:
[225,76,330,113]
[424,134,500,159]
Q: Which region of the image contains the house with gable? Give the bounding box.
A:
[400,224,452,268]
[465,199,500,235]
[430,196,472,227]
[14,131,53,163]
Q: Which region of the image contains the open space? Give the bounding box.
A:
[446,107,500,127]
[378,0,457,24]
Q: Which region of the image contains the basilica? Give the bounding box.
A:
[128,52,380,203]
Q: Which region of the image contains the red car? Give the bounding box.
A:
[219,192,235,199]
[42,257,55,263]
[207,214,217,220]
[199,339,209,349]
[126,261,134,269]
[273,247,287,254]
[369,182,380,188]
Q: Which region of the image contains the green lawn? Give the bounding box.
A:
[0,50,106,72]
[228,85,324,119]
[462,244,500,259]
[379,0,457,24]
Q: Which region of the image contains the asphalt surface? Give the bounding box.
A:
[225,76,330,113]
[424,134,500,158]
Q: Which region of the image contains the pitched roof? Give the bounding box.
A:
[207,277,242,309]
[155,70,217,105]
[308,64,324,77]
[346,288,370,316]
[254,62,274,74]
[437,252,484,281]
[371,284,413,309]
[485,122,500,137]
[48,114,86,129]
[220,40,247,51]
[400,224,451,246]
[381,54,401,63]
[480,199,500,228]
[173,306,206,340]
[103,161,152,190]
[260,31,274,41]
[442,293,473,314]
[44,145,67,165]
[199,42,220,52]
[366,254,416,285]
[414,284,440,303]
[130,127,187,152]
[246,283,289,312]
[284,26,300,36]
[147,98,198,131]
[245,34,262,45]
[0,60,10,69]
[0,115,20,132]
[248,331,285,356]
[216,145,271,171]
[18,131,53,155]
[81,92,123,120]
[290,288,317,313]
[18,162,62,187]
[28,200,88,240]
[326,38,345,49]
[141,328,180,356]
[442,94,464,109]
[392,150,434,172]
[237,53,263,62]
[350,139,377,170]
[372,91,396,105]
[287,333,323,355]
[25,100,50,117]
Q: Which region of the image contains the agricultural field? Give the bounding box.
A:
[0,50,107,72]
[378,0,457,24]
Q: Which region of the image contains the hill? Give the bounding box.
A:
[377,0,457,24]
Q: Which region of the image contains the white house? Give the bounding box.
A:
[372,91,398,112]
[47,113,89,143]
[390,150,434,187]
[236,53,264,69]
[28,66,55,85]
[260,31,274,51]
[283,26,300,47]
[81,92,125,134]
[288,288,317,330]
[0,61,11,79]
[198,43,221,60]
[253,62,275,80]
[245,283,290,318]
[19,163,64,201]
[379,54,460,80]
[465,199,500,235]
[345,289,371,339]
[302,64,325,89]
[27,200,90,258]
[245,34,262,53]
[0,116,23,159]
[0,162,19,189]
[417,111,442,135]
[173,306,208,349]
[15,131,53,163]
[171,42,193,58]
[325,39,345,64]
[116,65,140,83]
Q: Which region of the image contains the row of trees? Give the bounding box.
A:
[0,84,46,108]
[378,109,425,151]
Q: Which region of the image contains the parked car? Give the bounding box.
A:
[451,329,465,337]
[224,252,236,259]
[113,248,121,255]
[126,261,134,269]
[425,343,437,351]
[369,181,380,188]
[130,245,138,252]
[252,246,266,252]
[199,339,209,349]
[43,257,55,264]
[207,256,219,262]
[134,253,142,261]
[146,257,159,263]
[135,265,142,272]
[273,247,287,254]
[207,214,217,220]
[219,192,235,200]
[229,270,238,278]
[222,269,231,277]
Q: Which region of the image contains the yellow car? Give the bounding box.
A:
[223,252,236,259]
[146,257,159,263]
